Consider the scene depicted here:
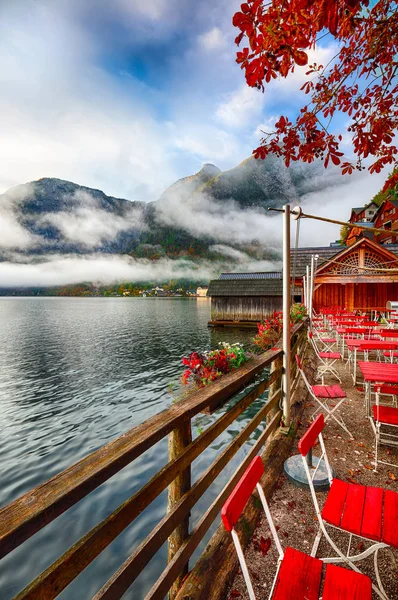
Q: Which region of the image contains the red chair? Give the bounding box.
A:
[296,355,352,438]
[372,386,398,471]
[298,415,398,599]
[221,456,372,599]
[308,331,342,383]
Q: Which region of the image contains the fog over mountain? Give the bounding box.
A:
[0,154,386,287]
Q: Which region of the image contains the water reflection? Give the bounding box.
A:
[0,297,267,599]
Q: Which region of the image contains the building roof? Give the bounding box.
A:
[208,277,289,297]
[218,272,281,280]
[291,246,346,276]
[208,276,301,297]
[209,243,398,297]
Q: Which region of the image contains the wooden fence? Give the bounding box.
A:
[0,322,308,600]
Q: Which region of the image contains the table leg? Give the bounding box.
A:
[353,349,357,385]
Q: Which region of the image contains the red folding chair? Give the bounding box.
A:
[308,331,342,383]
[221,455,372,599]
[296,355,352,438]
[298,415,398,599]
[312,326,338,352]
[372,386,398,471]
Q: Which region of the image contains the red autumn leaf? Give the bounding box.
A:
[230,591,242,598]
[292,50,308,66]
[259,536,271,555]
[232,0,398,175]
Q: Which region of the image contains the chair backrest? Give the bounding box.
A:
[221,456,264,532]
[295,354,314,397]
[298,414,325,456]
[297,417,333,515]
[221,456,284,600]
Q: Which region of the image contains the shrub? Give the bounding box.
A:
[181,342,251,388]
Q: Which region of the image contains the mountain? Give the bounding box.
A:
[0,155,346,263]
[1,177,145,256]
[157,163,221,205]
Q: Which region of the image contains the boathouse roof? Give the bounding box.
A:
[209,243,398,297]
[218,272,281,280]
[208,274,301,297]
[208,277,284,297]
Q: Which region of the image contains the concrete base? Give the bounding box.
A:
[284,454,331,491]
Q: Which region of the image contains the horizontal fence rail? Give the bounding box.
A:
[0,321,308,600]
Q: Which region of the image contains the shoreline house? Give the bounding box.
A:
[208,200,398,325]
[294,238,398,312]
[207,272,301,325]
[208,240,398,325]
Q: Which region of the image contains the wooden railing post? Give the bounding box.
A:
[267,355,282,424]
[167,418,192,599]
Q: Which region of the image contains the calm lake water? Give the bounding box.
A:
[0,297,266,599]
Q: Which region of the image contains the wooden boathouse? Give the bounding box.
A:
[207,272,301,326]
[208,238,398,325]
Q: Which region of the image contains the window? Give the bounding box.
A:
[385,220,392,230]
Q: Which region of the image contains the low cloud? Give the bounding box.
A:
[156,192,281,247]
[209,244,252,261]
[38,191,145,248]
[0,183,40,250]
[0,253,280,288]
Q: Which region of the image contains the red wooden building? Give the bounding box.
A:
[295,238,398,312]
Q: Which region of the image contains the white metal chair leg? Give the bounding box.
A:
[231,529,256,600]
[374,547,389,600]
[374,424,380,472]
[311,527,323,557]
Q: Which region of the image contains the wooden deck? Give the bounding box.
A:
[228,356,398,599]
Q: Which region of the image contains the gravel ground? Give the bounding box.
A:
[227,357,398,600]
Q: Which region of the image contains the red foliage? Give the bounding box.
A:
[382,170,398,194]
[181,344,250,388]
[233,0,398,174]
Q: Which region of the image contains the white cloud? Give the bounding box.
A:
[0,184,39,250]
[157,190,282,246]
[299,170,386,246]
[199,27,227,51]
[118,0,169,20]
[0,254,280,288]
[38,191,144,249]
[264,43,340,105]
[0,3,182,200]
[173,124,244,163]
[216,86,266,128]
[209,244,251,261]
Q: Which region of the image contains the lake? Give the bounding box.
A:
[0,297,265,599]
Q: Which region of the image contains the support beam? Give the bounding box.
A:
[282,204,291,426]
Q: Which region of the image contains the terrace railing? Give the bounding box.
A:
[0,321,308,600]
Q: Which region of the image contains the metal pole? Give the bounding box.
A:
[306,265,310,317]
[303,276,306,307]
[310,254,315,327]
[282,204,291,426]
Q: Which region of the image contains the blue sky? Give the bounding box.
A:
[0,0,357,202]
